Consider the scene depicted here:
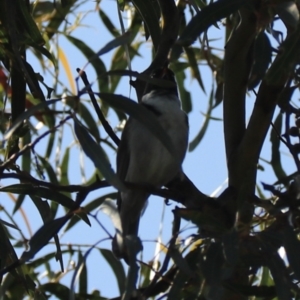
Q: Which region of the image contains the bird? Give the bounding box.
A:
[112,66,189,262]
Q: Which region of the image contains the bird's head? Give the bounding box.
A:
[144,66,178,97]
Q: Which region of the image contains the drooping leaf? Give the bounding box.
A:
[172,0,244,59]
[266,24,300,85]
[5,98,62,140]
[73,117,126,191]
[21,215,71,261]
[184,47,206,93]
[99,248,126,294]
[248,31,272,90]
[66,36,109,93]
[270,112,287,182]
[131,0,161,50]
[65,193,117,231]
[189,88,214,151]
[99,9,120,38]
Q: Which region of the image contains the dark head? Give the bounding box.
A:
[144,67,178,97]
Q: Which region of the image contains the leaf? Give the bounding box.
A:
[172,0,244,59]
[277,1,299,31]
[65,193,117,231]
[21,215,71,261]
[5,98,62,140]
[248,31,272,90]
[58,46,76,94]
[270,112,287,182]
[184,47,206,93]
[174,67,192,113]
[29,195,52,222]
[86,32,131,66]
[189,88,214,151]
[99,249,126,294]
[39,283,71,300]
[17,0,45,46]
[266,24,300,85]
[0,184,75,209]
[99,9,120,38]
[131,0,161,50]
[64,97,101,141]
[98,93,177,158]
[73,117,126,191]
[38,155,59,185]
[66,36,109,93]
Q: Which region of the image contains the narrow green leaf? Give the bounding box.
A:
[65,98,101,141]
[21,215,70,261]
[18,0,45,46]
[99,9,120,38]
[266,24,300,85]
[131,0,161,50]
[174,68,192,113]
[100,249,126,294]
[39,282,71,300]
[78,251,88,295]
[95,32,131,60]
[73,117,126,191]
[248,32,272,90]
[270,112,287,182]
[59,147,70,187]
[172,0,245,59]
[65,193,117,231]
[29,195,52,222]
[38,155,59,185]
[66,36,109,93]
[189,88,214,151]
[184,47,206,93]
[0,184,75,209]
[5,98,62,140]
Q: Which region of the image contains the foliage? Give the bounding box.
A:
[1,0,300,299]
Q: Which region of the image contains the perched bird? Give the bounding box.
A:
[113,67,189,261]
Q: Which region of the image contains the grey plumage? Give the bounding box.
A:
[113,68,189,261]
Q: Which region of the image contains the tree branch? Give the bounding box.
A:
[223,7,257,184]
